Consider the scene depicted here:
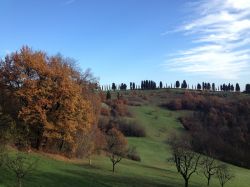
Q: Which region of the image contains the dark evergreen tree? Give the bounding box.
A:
[133,83,135,90]
[120,83,127,90]
[176,81,180,88]
[181,80,187,89]
[207,83,211,90]
[197,83,201,90]
[160,81,163,89]
[212,83,215,91]
[112,83,117,91]
[228,83,231,91]
[141,81,143,90]
[245,84,250,94]
[236,83,240,92]
[230,85,234,92]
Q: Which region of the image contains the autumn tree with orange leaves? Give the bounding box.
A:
[0,46,100,156]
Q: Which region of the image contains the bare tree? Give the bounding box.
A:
[201,156,219,186]
[6,153,38,187]
[168,134,200,187]
[216,164,234,187]
[106,128,128,173]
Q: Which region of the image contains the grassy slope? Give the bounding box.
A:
[1,90,250,187]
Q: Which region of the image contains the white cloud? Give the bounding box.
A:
[166,0,250,80]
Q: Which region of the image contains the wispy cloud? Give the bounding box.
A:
[63,0,76,6]
[166,0,250,80]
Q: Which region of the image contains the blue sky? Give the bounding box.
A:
[0,0,249,89]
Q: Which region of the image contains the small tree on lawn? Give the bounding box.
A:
[6,153,38,187]
[201,156,219,186]
[168,134,200,187]
[216,164,234,187]
[106,128,128,173]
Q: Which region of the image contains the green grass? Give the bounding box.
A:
[1,101,250,187]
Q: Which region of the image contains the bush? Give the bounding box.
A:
[116,119,146,137]
[166,99,182,110]
[105,99,131,117]
[127,146,141,162]
[98,118,146,137]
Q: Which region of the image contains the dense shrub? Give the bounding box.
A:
[98,118,146,137]
[127,146,141,162]
[165,99,182,110]
[115,119,146,137]
[105,99,131,117]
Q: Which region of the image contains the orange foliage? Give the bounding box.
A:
[0,46,100,155]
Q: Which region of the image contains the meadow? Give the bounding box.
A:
[1,89,250,187]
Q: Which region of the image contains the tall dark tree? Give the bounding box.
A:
[228,83,231,91]
[236,83,240,92]
[176,81,180,88]
[207,83,211,90]
[160,81,163,89]
[112,83,117,91]
[120,83,127,90]
[230,85,234,92]
[245,84,250,94]
[141,81,144,90]
[212,83,215,92]
[197,83,202,90]
[181,80,187,89]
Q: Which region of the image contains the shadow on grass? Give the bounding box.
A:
[0,163,204,187]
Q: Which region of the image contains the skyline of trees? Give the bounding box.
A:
[100,81,248,93]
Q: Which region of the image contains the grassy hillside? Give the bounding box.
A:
[1,89,250,187]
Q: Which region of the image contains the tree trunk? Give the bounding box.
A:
[88,157,92,166]
[185,179,188,187]
[112,162,115,173]
[36,137,40,150]
[207,176,211,186]
[17,178,22,187]
[59,139,64,151]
